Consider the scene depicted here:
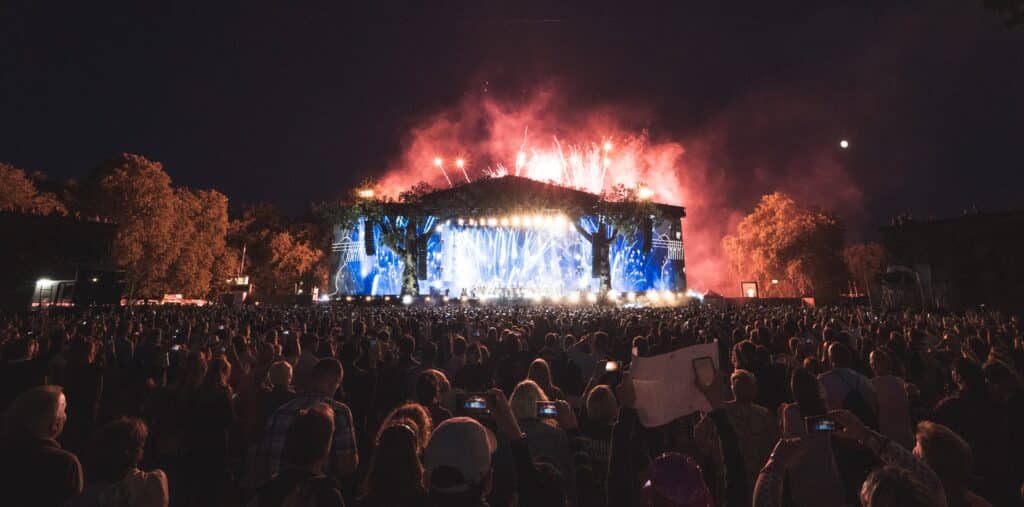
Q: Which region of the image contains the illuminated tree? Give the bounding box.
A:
[165,188,229,297]
[844,242,886,291]
[79,154,181,297]
[0,163,67,215]
[228,203,326,297]
[723,192,846,299]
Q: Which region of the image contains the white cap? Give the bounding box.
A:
[423,416,498,492]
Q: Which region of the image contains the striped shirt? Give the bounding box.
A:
[260,393,357,478]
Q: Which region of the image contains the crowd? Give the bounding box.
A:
[0,301,1022,507]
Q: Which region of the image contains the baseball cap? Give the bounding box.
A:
[423,416,498,493]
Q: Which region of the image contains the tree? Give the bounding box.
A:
[844,242,886,293]
[79,154,180,297]
[723,192,846,299]
[228,203,326,297]
[165,188,229,297]
[0,163,67,215]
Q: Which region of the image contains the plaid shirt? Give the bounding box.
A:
[260,393,357,478]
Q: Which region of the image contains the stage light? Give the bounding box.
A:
[523,216,533,227]
[456,158,465,168]
[487,217,497,226]
[402,294,413,305]
[511,215,521,226]
[627,292,637,301]
[468,219,476,226]
[638,187,655,200]
[840,140,849,149]
[364,296,372,302]
[425,296,432,302]
[686,289,704,302]
[568,292,581,304]
[586,292,598,303]
[603,141,613,152]
[442,296,449,302]
[460,296,468,302]
[434,157,443,167]
[435,223,444,231]
[771,279,779,285]
[458,218,465,226]
[357,188,375,199]
[90,277,99,283]
[532,214,543,227]
[36,278,55,288]
[648,291,660,302]
[607,290,620,300]
[500,217,509,226]
[345,296,354,302]
[516,152,526,167]
[384,296,391,301]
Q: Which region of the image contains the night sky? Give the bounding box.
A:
[2,0,1022,239]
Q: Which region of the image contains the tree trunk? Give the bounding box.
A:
[401,220,419,296]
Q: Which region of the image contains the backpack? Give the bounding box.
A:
[838,372,879,430]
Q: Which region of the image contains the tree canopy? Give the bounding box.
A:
[0,163,67,215]
[723,192,847,299]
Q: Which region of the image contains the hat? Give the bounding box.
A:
[423,416,498,493]
[642,453,713,507]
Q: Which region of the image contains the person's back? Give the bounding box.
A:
[251,403,344,507]
[778,403,846,507]
[0,385,84,507]
[869,374,914,448]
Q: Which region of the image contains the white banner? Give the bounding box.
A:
[630,342,719,428]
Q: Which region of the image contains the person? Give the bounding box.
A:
[422,389,551,507]
[257,361,299,435]
[358,422,427,507]
[913,421,992,507]
[527,358,566,402]
[576,384,617,503]
[293,333,320,392]
[182,354,236,506]
[0,337,48,411]
[777,369,846,507]
[379,403,434,452]
[250,403,345,507]
[0,385,84,507]
[753,410,947,507]
[694,369,778,506]
[68,417,169,507]
[259,358,358,484]
[508,379,576,505]
[864,349,913,445]
[818,342,879,427]
[931,358,1011,503]
[415,369,452,426]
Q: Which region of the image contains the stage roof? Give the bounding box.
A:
[383,176,685,218]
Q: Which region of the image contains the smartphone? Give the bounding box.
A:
[805,414,838,433]
[456,392,494,418]
[219,346,226,353]
[171,344,182,351]
[536,401,558,419]
[283,330,291,335]
[604,360,620,373]
[692,356,715,387]
[218,325,225,331]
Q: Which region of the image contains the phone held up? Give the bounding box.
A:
[804,414,839,433]
[692,356,715,388]
[456,392,496,419]
[536,401,558,419]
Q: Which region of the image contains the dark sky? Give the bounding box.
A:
[2,0,1022,238]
